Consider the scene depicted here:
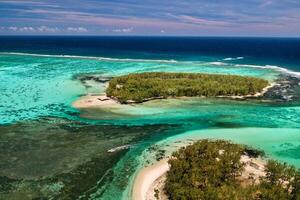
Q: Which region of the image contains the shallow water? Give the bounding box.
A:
[1,37,300,199]
[0,53,279,124]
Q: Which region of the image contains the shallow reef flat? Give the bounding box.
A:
[0,117,176,199]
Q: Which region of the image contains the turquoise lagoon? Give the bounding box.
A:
[0,52,300,200]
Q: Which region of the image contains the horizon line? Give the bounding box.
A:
[0,35,300,39]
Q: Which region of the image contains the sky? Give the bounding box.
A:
[0,0,300,36]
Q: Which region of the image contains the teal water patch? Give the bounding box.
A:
[154,128,300,167]
[0,53,279,124]
[80,98,300,128]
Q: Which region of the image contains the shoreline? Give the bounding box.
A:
[72,83,276,110]
[219,82,277,99]
[131,154,266,200]
[132,159,170,200]
[72,94,120,109]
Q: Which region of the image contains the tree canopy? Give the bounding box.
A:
[106,72,269,103]
[165,140,300,200]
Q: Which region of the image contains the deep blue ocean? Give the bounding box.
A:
[1,36,300,70]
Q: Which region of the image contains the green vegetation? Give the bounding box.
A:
[106,72,269,103]
[165,140,300,200]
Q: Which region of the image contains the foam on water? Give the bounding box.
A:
[234,64,300,78]
[0,52,178,64]
[3,52,299,79]
[209,61,300,79]
[223,56,244,61]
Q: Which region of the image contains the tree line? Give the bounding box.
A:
[106,72,269,103]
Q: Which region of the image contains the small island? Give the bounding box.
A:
[133,140,300,200]
[73,72,271,109]
[106,72,269,103]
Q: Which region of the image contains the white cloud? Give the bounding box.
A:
[36,26,60,32]
[0,1,60,8]
[67,27,88,32]
[112,27,133,33]
[161,30,165,33]
[3,26,88,33]
[19,26,36,32]
[8,26,18,31]
[7,26,57,32]
[260,0,273,8]
[176,15,230,27]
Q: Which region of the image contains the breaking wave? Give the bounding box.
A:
[223,57,244,61]
[2,52,300,78]
[209,61,300,78]
[0,52,178,63]
[234,64,300,78]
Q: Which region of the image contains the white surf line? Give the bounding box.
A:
[209,61,300,78]
[3,52,300,78]
[223,56,244,61]
[235,64,300,78]
[0,52,178,64]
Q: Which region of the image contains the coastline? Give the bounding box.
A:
[72,94,120,108]
[132,159,170,200]
[218,82,277,99]
[131,154,266,200]
[72,82,276,110]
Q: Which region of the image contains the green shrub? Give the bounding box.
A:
[106,72,269,103]
[164,140,300,200]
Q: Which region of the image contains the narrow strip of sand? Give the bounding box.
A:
[72,95,119,109]
[132,159,169,200]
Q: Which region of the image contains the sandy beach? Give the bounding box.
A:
[217,82,277,99]
[73,82,276,110]
[131,154,266,200]
[132,159,170,200]
[72,94,119,109]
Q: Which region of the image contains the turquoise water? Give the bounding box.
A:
[0,53,278,124]
[1,52,300,199]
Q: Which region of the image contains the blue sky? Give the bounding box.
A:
[0,0,299,36]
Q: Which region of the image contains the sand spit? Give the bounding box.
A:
[132,159,170,200]
[72,95,119,109]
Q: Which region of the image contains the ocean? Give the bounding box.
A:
[0,36,300,199]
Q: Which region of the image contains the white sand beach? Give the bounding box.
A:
[72,95,119,109]
[73,82,276,110]
[132,159,170,200]
[131,154,266,200]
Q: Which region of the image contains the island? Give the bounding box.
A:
[72,72,272,110]
[133,140,300,200]
[106,72,269,103]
